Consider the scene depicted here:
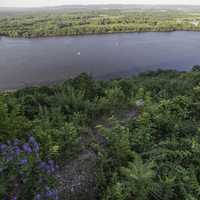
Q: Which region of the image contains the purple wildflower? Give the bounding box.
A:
[1,137,59,199]
[33,142,39,153]
[48,160,56,172]
[14,147,21,155]
[48,160,54,165]
[6,155,14,162]
[45,164,51,174]
[13,139,20,146]
[46,188,58,199]
[20,158,28,165]
[0,144,7,152]
[29,136,36,143]
[55,165,59,170]
[22,143,32,153]
[29,136,40,153]
[39,161,55,174]
[39,161,46,169]
[34,193,41,200]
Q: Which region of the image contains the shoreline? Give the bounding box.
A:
[0,69,185,93]
[2,29,200,39]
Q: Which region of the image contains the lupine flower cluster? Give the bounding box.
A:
[0,136,59,200]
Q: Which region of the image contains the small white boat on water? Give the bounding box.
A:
[77,52,81,56]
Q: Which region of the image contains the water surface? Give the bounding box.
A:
[0,31,200,90]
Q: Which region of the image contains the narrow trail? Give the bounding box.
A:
[56,107,139,200]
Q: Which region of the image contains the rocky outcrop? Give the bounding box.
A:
[56,107,138,200]
[56,149,99,200]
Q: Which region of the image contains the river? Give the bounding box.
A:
[0,31,200,90]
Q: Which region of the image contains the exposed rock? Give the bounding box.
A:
[56,149,99,200]
[56,108,139,199]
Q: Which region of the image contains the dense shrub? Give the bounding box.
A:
[1,70,200,199]
[0,136,58,200]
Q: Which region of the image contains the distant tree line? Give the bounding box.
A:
[1,10,200,37]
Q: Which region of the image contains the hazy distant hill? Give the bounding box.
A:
[1,4,200,16]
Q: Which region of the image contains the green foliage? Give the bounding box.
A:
[0,95,31,141]
[98,118,132,167]
[1,10,200,38]
[0,137,57,200]
[2,69,200,199]
[97,87,127,114]
[120,154,157,200]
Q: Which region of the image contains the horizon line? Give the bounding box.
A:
[1,3,200,8]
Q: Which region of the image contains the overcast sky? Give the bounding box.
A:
[1,0,200,7]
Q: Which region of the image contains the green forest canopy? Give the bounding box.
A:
[1,9,200,37]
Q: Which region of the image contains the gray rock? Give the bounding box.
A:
[56,150,99,200]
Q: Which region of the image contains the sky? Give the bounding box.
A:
[1,0,200,7]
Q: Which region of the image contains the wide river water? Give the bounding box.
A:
[1,31,200,90]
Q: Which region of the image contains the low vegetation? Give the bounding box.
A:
[1,67,200,199]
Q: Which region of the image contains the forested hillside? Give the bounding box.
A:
[1,9,200,37]
[1,68,200,199]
